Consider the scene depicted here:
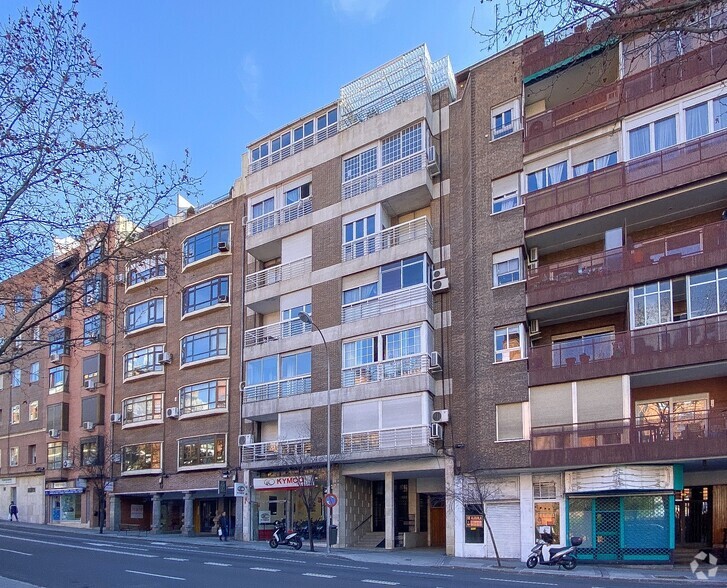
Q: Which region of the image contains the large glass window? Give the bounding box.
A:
[493,108,513,139]
[181,327,229,365]
[246,355,278,386]
[251,197,275,230]
[81,437,102,466]
[121,442,162,472]
[493,249,522,287]
[182,225,230,266]
[47,442,68,470]
[122,393,163,425]
[180,380,228,415]
[50,289,70,319]
[688,267,727,318]
[125,298,165,333]
[49,327,70,356]
[383,327,421,359]
[83,274,107,306]
[527,161,567,192]
[182,277,229,316]
[179,435,226,468]
[686,102,709,140]
[494,325,524,363]
[496,403,524,441]
[572,152,618,177]
[12,368,20,388]
[29,362,40,383]
[552,331,615,366]
[343,283,378,305]
[464,505,485,543]
[123,345,164,379]
[381,255,427,293]
[343,337,377,368]
[281,303,311,338]
[49,366,69,394]
[628,114,677,158]
[344,214,376,259]
[83,314,106,345]
[381,124,422,166]
[127,251,167,286]
[631,280,673,328]
[343,147,377,182]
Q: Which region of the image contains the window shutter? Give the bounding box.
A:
[576,377,624,423]
[496,403,523,440]
[530,383,572,427]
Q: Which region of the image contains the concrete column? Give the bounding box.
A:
[108,495,121,531]
[384,471,394,550]
[242,469,252,541]
[519,473,534,562]
[445,457,455,556]
[151,493,162,534]
[335,467,345,547]
[182,492,194,536]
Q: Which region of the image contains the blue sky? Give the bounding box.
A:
[2,1,499,205]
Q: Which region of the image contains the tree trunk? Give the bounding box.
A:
[483,514,501,567]
[306,506,315,552]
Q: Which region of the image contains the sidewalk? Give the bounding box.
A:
[12,522,727,585]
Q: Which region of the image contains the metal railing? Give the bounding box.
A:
[247,197,312,236]
[341,217,432,262]
[244,318,312,347]
[243,375,311,402]
[342,150,427,200]
[341,353,430,388]
[249,124,338,174]
[241,438,312,462]
[341,425,432,453]
[342,283,432,324]
[492,117,522,140]
[245,256,311,292]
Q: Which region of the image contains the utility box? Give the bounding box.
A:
[329,525,338,546]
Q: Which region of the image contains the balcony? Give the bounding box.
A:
[531,409,727,468]
[528,314,727,386]
[341,425,433,454]
[527,220,727,306]
[240,438,312,463]
[525,129,727,231]
[342,284,432,324]
[342,353,430,387]
[247,198,312,237]
[246,256,311,293]
[244,317,311,348]
[342,217,432,263]
[249,124,338,175]
[243,375,311,403]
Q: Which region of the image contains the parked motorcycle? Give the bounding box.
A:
[526,531,582,570]
[269,520,302,550]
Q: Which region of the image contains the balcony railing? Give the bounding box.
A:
[247,198,312,237]
[243,375,311,402]
[492,118,522,141]
[241,438,312,462]
[342,353,430,387]
[531,409,727,467]
[244,318,312,347]
[341,425,432,453]
[342,217,432,262]
[245,256,311,292]
[249,123,338,174]
[342,283,432,324]
[528,314,727,386]
[342,150,428,201]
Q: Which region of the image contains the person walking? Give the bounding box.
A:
[9,502,18,522]
[218,511,229,541]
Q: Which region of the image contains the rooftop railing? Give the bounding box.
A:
[240,438,312,462]
[247,198,312,237]
[245,256,311,293]
[341,425,432,454]
[249,124,338,174]
[342,283,431,324]
[342,353,430,388]
[341,217,432,262]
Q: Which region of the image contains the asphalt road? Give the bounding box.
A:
[0,524,695,587]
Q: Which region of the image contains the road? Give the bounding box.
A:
[0,524,697,587]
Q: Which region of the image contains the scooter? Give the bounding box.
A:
[269,520,302,550]
[526,531,582,570]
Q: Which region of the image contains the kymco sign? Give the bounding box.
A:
[253,475,315,491]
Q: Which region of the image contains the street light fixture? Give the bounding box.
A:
[298,310,332,555]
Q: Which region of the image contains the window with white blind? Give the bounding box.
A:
[496,403,524,441]
[576,377,624,423]
[491,173,521,214]
[493,249,523,287]
[342,394,427,433]
[279,410,311,440]
[530,383,572,428]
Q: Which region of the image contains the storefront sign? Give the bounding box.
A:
[45,488,84,495]
[259,510,271,524]
[0,478,16,485]
[234,483,248,497]
[565,465,674,493]
[130,504,144,519]
[253,475,315,491]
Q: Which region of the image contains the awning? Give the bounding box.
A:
[524,38,618,86]
[45,488,84,495]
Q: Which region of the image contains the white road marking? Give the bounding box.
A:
[303,573,336,578]
[250,567,280,572]
[150,542,169,545]
[126,570,185,581]
[86,542,147,551]
[0,534,156,558]
[0,548,31,556]
[483,579,557,586]
[319,563,369,570]
[392,569,453,577]
[204,562,231,567]
[361,581,400,586]
[164,557,189,561]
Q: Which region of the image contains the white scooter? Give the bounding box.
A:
[526,531,582,570]
[269,520,302,550]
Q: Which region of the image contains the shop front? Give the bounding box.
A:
[46,487,84,524]
[251,473,322,541]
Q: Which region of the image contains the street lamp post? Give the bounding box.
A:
[298,311,331,555]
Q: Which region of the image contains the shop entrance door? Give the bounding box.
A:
[200,499,217,533]
[594,497,621,560]
[372,481,385,532]
[676,486,712,546]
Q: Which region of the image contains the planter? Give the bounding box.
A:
[579,353,591,364]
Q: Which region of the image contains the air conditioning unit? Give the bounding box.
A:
[238,434,253,447]
[62,459,73,469]
[218,294,230,304]
[84,380,97,390]
[426,146,440,177]
[432,409,450,424]
[156,352,173,365]
[165,407,179,419]
[529,319,541,340]
[432,277,450,293]
[429,351,443,373]
[50,353,61,364]
[528,247,539,269]
[111,453,122,464]
[115,273,125,285]
[432,268,447,281]
[82,421,95,431]
[110,413,122,424]
[217,241,230,252]
[48,429,60,438]
[429,422,443,440]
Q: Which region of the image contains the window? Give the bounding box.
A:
[179,434,226,468]
[686,102,709,140]
[381,255,428,294]
[47,442,68,470]
[49,366,69,394]
[28,445,36,465]
[628,115,677,158]
[535,502,561,544]
[50,289,70,319]
[9,447,19,467]
[32,326,40,342]
[245,351,311,398]
[86,243,103,267]
[464,505,485,543]
[384,327,421,359]
[12,368,20,388]
[343,283,378,305]
[83,274,108,306]
[715,95,727,131]
[123,392,163,425]
[526,161,567,192]
[14,295,24,313]
[127,251,167,286]
[179,380,228,415]
[182,224,230,267]
[83,314,106,345]
[631,280,673,328]
[81,437,102,466]
[125,298,165,333]
[494,325,524,362]
[344,147,377,182]
[284,182,311,206]
[688,267,727,318]
[181,327,229,365]
[0,305,5,319]
[572,152,618,177]
[343,337,377,369]
[281,303,312,338]
[492,100,520,140]
[251,197,275,234]
[343,214,377,259]
[491,173,521,214]
[121,442,162,473]
[30,362,39,383]
[552,331,615,366]
[381,124,422,166]
[47,402,69,432]
[493,249,523,287]
[123,345,164,379]
[31,286,42,304]
[82,395,104,425]
[182,277,229,316]
[82,354,105,386]
[29,401,38,421]
[11,404,19,424]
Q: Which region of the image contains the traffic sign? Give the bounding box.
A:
[324,493,338,508]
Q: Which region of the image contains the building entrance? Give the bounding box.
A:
[675,486,712,547]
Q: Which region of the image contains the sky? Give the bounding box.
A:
[1,1,501,206]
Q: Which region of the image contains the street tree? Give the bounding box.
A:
[0,1,199,368]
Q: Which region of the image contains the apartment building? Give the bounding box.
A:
[237,45,456,551]
[448,7,727,562]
